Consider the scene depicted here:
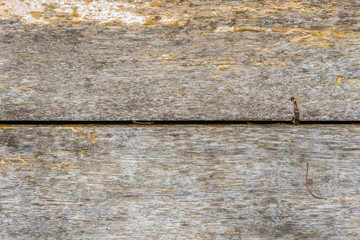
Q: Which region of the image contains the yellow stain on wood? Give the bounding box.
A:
[104,19,121,25]
[143,18,154,25]
[163,14,173,19]
[60,126,99,143]
[30,11,42,19]
[303,42,335,48]
[235,26,272,32]
[158,14,185,26]
[17,155,35,163]
[0,125,17,129]
[148,2,162,7]
[345,78,360,84]
[272,28,292,32]
[247,133,257,137]
[249,57,287,67]
[52,162,71,170]
[162,54,177,59]
[217,65,230,70]
[273,27,360,46]
[70,8,80,18]
[234,179,245,182]
[216,26,271,33]
[43,4,56,12]
[336,75,342,85]
[182,153,206,158]
[0,157,7,167]
[50,17,62,22]
[171,19,181,26]
[157,189,174,194]
[90,132,98,143]
[335,199,356,203]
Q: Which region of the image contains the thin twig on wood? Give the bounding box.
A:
[306,160,327,200]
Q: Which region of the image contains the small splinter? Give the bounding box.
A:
[306,160,327,200]
[291,97,300,126]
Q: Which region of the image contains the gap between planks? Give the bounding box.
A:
[1,120,360,126]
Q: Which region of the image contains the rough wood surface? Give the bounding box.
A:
[1,0,360,121]
[0,124,359,239]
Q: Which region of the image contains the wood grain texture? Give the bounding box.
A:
[0,124,359,239]
[1,0,360,121]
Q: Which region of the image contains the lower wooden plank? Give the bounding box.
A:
[0,124,359,239]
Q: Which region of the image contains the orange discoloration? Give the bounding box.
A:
[336,75,342,85]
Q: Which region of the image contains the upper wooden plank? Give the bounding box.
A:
[1,0,359,121]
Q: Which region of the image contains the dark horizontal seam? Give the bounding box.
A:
[0,120,359,125]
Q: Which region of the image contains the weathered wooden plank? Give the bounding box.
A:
[0,124,359,239]
[1,0,360,121]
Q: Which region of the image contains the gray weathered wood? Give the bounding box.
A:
[0,124,359,239]
[1,0,360,121]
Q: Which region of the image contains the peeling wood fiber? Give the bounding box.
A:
[0,125,359,239]
[1,0,360,121]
